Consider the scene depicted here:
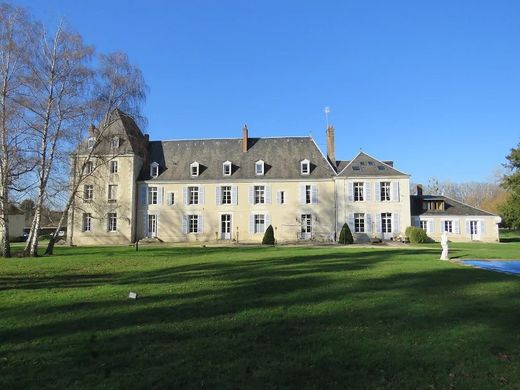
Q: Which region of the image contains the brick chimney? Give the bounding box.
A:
[416,184,423,196]
[242,124,248,153]
[326,125,335,166]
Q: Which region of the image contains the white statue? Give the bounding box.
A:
[440,231,449,260]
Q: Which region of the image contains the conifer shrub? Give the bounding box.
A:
[338,223,354,245]
[262,225,275,245]
[405,226,429,243]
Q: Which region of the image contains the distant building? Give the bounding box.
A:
[67,110,499,245]
[7,205,24,239]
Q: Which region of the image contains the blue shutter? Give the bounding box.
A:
[232,185,238,205]
[347,182,354,202]
[199,186,204,205]
[249,214,255,234]
[182,215,187,234]
[157,186,163,205]
[215,186,221,205]
[277,191,282,204]
[347,213,354,231]
[364,182,371,201]
[140,186,147,205]
[249,186,254,204]
[366,213,372,233]
[375,182,381,201]
[183,186,188,205]
[311,185,318,204]
[143,213,148,237]
[376,213,382,233]
[265,214,271,231]
[265,185,272,204]
[391,182,399,202]
[454,219,460,234]
[479,220,486,234]
[198,214,204,233]
[392,213,400,234]
[300,185,306,204]
[428,219,435,234]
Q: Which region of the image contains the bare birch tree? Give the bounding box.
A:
[0,4,34,257]
[19,23,93,257]
[45,51,147,254]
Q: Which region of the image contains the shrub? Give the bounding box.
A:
[262,225,275,245]
[405,226,429,243]
[338,223,354,245]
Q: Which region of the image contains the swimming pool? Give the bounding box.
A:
[463,260,520,275]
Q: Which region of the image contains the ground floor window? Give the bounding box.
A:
[354,213,365,233]
[381,213,392,233]
[420,220,428,231]
[83,213,92,232]
[188,215,199,233]
[148,214,157,237]
[108,213,117,232]
[301,214,312,234]
[254,214,265,234]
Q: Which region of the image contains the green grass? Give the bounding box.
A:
[1,243,519,389]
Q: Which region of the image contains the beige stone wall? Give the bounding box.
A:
[136,179,336,243]
[7,214,24,238]
[70,154,143,245]
[413,215,500,243]
[335,176,411,242]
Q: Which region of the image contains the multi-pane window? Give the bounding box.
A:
[108,185,118,202]
[443,220,453,233]
[110,160,118,174]
[108,213,117,232]
[354,213,365,233]
[255,160,264,175]
[301,160,310,175]
[254,185,265,204]
[84,185,93,202]
[223,161,232,176]
[188,186,199,205]
[221,186,232,205]
[150,163,159,178]
[305,185,312,204]
[82,213,92,232]
[278,191,285,204]
[301,214,312,234]
[254,214,265,233]
[148,187,158,205]
[84,161,93,174]
[420,220,428,231]
[354,182,364,201]
[381,213,392,233]
[190,162,199,177]
[188,215,199,233]
[380,182,391,201]
[111,136,119,148]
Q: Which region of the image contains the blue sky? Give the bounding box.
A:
[13,0,520,184]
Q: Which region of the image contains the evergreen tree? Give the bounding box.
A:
[499,143,520,229]
[262,225,275,245]
[338,223,354,245]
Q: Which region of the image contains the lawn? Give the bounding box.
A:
[1,242,519,389]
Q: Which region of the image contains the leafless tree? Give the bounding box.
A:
[19,23,93,257]
[45,51,148,254]
[0,3,35,257]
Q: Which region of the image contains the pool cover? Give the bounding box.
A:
[463,260,520,275]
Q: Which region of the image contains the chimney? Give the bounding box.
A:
[242,124,248,153]
[417,184,423,196]
[326,125,335,165]
[88,124,97,136]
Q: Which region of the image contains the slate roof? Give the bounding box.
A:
[410,195,496,217]
[337,151,408,177]
[139,137,336,181]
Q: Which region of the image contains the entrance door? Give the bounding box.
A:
[301,214,312,240]
[221,214,231,240]
[148,214,157,238]
[469,220,479,240]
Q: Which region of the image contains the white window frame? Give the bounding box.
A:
[221,185,232,205]
[254,214,266,234]
[190,161,200,177]
[254,185,265,204]
[305,185,312,204]
[380,181,391,201]
[354,182,364,202]
[108,184,118,202]
[188,214,199,233]
[108,213,117,232]
[168,192,175,206]
[84,161,93,174]
[84,184,93,202]
[109,160,118,174]
[381,213,392,234]
[255,160,265,176]
[300,159,310,175]
[223,161,232,176]
[443,220,453,233]
[148,187,158,205]
[111,136,119,149]
[82,213,92,232]
[188,186,200,205]
[150,162,159,178]
[278,190,285,205]
[354,213,365,233]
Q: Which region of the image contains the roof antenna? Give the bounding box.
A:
[324,107,331,128]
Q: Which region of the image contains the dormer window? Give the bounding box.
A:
[190,161,199,177]
[111,136,119,148]
[87,137,95,148]
[84,161,93,174]
[255,160,264,176]
[300,159,310,175]
[223,161,232,176]
[150,162,159,178]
